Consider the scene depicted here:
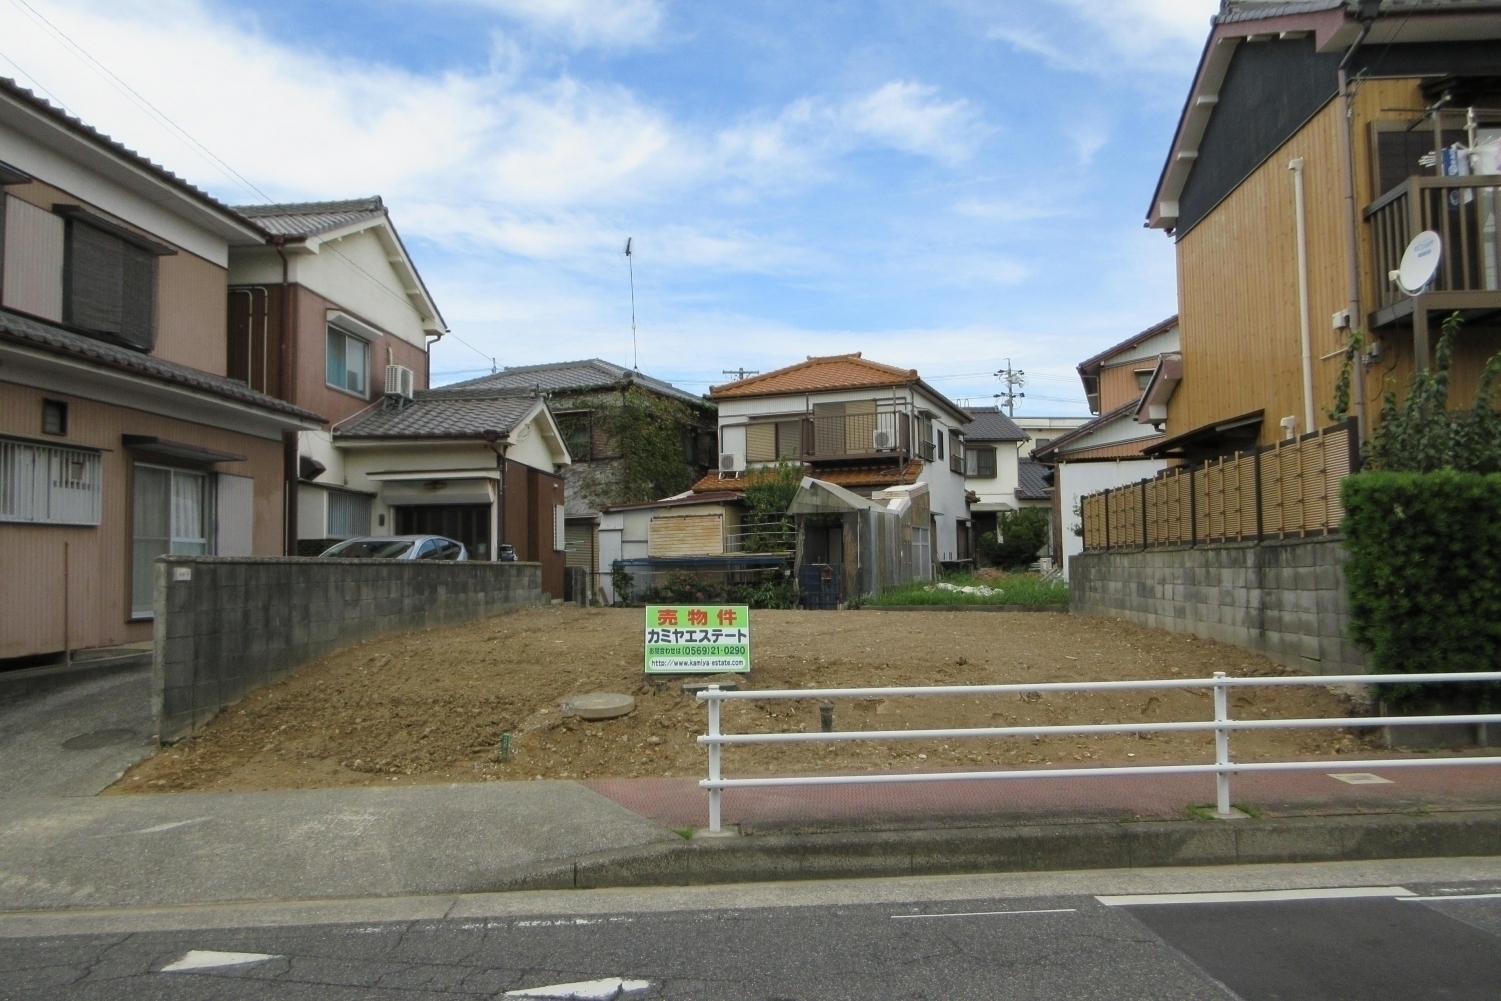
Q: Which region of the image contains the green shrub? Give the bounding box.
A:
[1341,470,1501,707]
[980,508,1050,569]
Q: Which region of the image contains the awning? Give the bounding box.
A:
[380,478,495,506]
[788,476,894,516]
[363,468,498,481]
[1142,410,1263,461]
[122,435,246,463]
[1135,353,1182,426]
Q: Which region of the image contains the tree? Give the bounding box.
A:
[981,508,1049,569]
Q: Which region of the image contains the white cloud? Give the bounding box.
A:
[440,0,664,48]
[980,0,1217,74]
[843,81,980,164]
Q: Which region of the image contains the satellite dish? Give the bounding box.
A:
[1395,230,1442,295]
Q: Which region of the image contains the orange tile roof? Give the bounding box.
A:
[710,353,919,399]
[689,461,924,495]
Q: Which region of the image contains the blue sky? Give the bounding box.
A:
[0,0,1218,414]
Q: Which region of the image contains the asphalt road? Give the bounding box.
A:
[4,865,1500,1000]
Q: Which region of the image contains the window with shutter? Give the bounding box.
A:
[62,218,160,350]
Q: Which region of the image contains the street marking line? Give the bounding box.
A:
[1097,886,1415,906]
[134,818,210,834]
[506,978,652,999]
[1328,772,1395,785]
[891,908,1077,920]
[161,950,278,972]
[1401,892,1501,902]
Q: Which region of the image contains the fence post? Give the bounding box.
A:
[1253,447,1264,541]
[1189,465,1197,547]
[1103,489,1111,551]
[1140,479,1149,549]
[1213,671,1232,816]
[707,685,722,833]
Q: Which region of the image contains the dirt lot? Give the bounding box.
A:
[113,607,1378,794]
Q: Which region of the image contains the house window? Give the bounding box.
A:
[0,437,102,525]
[935,425,944,460]
[131,464,210,617]
[1136,369,1154,390]
[966,446,997,478]
[327,490,372,539]
[555,411,593,461]
[42,399,67,436]
[326,325,369,396]
[949,429,964,474]
[62,216,161,351]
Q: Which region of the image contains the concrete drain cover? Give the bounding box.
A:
[560,693,635,720]
[62,728,139,750]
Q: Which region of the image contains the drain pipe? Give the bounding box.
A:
[1290,157,1316,435]
[483,429,508,562]
[1337,5,1379,439]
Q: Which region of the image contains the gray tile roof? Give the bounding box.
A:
[1216,0,1501,21]
[0,78,264,239]
[235,198,386,239]
[446,358,709,408]
[962,406,1028,442]
[0,308,323,423]
[1016,460,1051,501]
[334,389,538,439]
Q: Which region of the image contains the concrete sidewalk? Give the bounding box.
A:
[2,762,1500,913]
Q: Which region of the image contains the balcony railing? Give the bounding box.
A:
[804,411,913,462]
[1366,174,1501,315]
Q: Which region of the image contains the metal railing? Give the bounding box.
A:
[1366,174,1501,313]
[695,671,1501,833]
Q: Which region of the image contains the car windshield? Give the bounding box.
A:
[323,539,415,559]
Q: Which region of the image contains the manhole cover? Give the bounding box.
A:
[62,728,139,750]
[559,693,635,720]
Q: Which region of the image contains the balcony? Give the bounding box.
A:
[806,410,916,463]
[1365,175,1501,333]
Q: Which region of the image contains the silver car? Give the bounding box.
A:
[319,535,468,561]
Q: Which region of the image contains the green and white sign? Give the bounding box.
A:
[644,604,751,674]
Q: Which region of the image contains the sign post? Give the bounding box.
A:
[644,605,751,674]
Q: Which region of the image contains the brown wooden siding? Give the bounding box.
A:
[285,285,427,422]
[0,383,284,659]
[1055,436,1165,461]
[501,458,565,600]
[1098,361,1152,414]
[1171,79,1501,448]
[648,513,723,556]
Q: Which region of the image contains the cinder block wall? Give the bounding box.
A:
[152,556,542,742]
[1069,538,1366,676]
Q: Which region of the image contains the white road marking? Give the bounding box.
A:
[1328,772,1395,785]
[161,950,278,972]
[891,908,1077,920]
[1401,892,1501,902]
[506,978,652,999]
[1098,886,1415,906]
[133,818,210,834]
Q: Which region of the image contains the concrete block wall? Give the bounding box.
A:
[1069,537,1366,676]
[152,556,542,742]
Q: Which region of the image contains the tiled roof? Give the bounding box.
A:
[447,358,708,407]
[1076,316,1178,377]
[963,406,1028,442]
[1016,460,1051,501]
[1217,0,1501,22]
[710,353,919,399]
[0,78,264,239]
[334,389,537,439]
[1031,401,1145,461]
[0,308,322,423]
[235,198,386,239]
[689,460,923,495]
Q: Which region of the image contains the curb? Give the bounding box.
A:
[487,810,1501,891]
[856,604,1070,613]
[0,653,151,703]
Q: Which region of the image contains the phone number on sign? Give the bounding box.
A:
[645,645,747,656]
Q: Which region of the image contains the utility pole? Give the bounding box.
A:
[995,358,1026,416]
[721,367,760,381]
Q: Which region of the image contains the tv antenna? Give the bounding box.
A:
[722,367,760,381]
[995,358,1026,416]
[624,237,639,370]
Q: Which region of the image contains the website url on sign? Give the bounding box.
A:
[648,658,747,670]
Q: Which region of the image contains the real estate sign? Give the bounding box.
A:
[643,604,751,674]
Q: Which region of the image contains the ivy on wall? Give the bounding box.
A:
[554,386,711,507]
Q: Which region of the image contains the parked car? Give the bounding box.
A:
[319,535,468,561]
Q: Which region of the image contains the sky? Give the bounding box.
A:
[0,0,1219,415]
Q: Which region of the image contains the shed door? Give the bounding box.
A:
[564,522,595,570]
[215,473,255,556]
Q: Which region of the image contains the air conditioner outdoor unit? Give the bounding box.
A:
[385,364,415,399]
[719,452,746,474]
[872,428,895,451]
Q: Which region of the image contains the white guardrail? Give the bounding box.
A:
[695,671,1501,833]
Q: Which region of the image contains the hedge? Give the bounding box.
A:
[1341,471,1501,706]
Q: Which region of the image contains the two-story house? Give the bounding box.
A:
[959,406,1030,556]
[0,79,322,663]
[442,358,715,581]
[1146,0,1501,457]
[1034,317,1180,576]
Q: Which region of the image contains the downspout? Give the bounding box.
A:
[484,430,508,561]
[274,237,299,554]
[1289,158,1316,435]
[1337,8,1379,440]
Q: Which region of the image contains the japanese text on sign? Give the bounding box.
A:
[644,604,750,674]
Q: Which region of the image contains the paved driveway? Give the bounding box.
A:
[0,669,155,799]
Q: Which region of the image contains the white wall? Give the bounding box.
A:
[1056,458,1165,578]
[966,441,1021,509]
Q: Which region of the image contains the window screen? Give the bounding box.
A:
[326,326,368,395]
[966,446,996,478]
[327,490,372,539]
[132,464,211,616]
[63,219,158,350]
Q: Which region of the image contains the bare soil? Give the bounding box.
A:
[112,607,1378,794]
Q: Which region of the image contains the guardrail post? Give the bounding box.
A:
[707,684,722,833]
[1213,671,1232,816]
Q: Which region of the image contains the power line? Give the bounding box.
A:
[0,45,68,109]
[995,358,1026,416]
